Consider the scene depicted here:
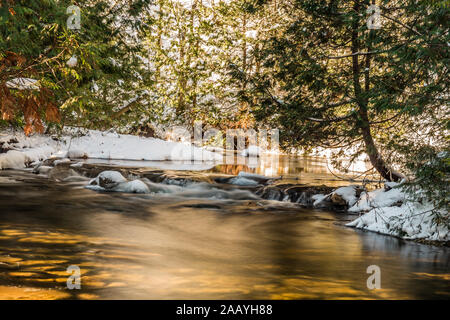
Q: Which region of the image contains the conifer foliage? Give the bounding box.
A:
[242,0,449,181]
[0,0,153,133]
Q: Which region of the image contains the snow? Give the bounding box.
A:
[229,176,259,186]
[245,30,258,39]
[91,81,99,92]
[87,171,149,194]
[334,186,359,207]
[67,130,222,162]
[80,159,217,171]
[0,132,58,169]
[313,185,359,207]
[66,56,78,67]
[89,171,127,187]
[347,202,448,241]
[32,165,52,175]
[69,162,84,168]
[312,194,327,207]
[308,182,449,242]
[113,180,150,193]
[384,181,399,190]
[348,187,404,212]
[0,150,31,169]
[346,183,448,242]
[66,149,88,159]
[5,78,40,90]
[53,158,71,165]
[0,129,222,170]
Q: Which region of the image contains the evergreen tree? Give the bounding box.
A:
[243,0,449,181]
[0,0,153,133]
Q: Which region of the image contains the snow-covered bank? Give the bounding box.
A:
[346,184,448,242]
[0,129,222,169]
[0,133,59,169]
[314,183,449,242]
[58,130,222,162]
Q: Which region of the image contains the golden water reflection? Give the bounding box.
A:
[0,170,448,300]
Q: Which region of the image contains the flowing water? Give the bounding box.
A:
[0,156,448,300]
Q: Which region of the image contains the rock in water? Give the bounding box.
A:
[331,193,347,206]
[88,170,149,194]
[91,171,127,189]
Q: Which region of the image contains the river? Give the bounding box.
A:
[0,155,448,299]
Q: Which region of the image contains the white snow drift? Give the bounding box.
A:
[346,183,448,241]
[0,129,222,169]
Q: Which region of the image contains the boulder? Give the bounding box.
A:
[90,171,127,189]
[331,192,347,206]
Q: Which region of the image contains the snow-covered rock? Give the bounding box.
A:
[32,164,53,175]
[312,194,328,207]
[90,171,127,189]
[225,171,276,186]
[333,186,359,207]
[66,149,88,159]
[70,162,84,168]
[384,181,399,191]
[114,180,149,193]
[229,176,259,186]
[87,171,149,194]
[53,158,71,166]
[313,185,362,208]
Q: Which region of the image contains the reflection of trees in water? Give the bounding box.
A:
[360,230,450,269]
[212,155,331,177]
[212,164,252,175]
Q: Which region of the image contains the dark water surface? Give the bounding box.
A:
[0,167,448,300]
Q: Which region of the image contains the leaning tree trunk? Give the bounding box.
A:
[351,0,403,182]
[358,108,403,182]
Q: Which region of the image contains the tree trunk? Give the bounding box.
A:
[351,0,403,182]
[358,108,403,182]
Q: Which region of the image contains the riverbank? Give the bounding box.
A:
[0,129,221,170]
